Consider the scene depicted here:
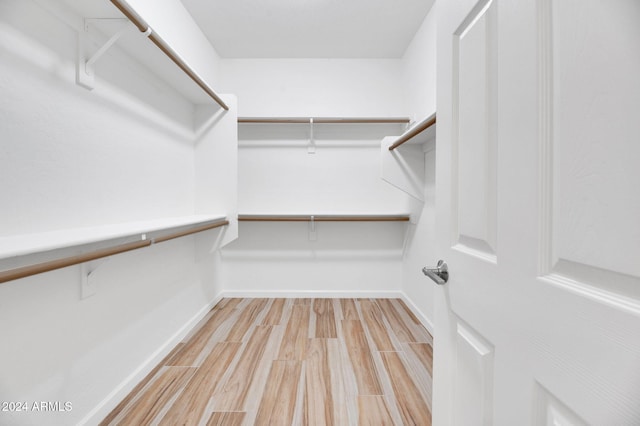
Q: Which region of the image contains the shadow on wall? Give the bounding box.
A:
[221,221,406,261]
[239,122,406,147]
[0,1,206,144]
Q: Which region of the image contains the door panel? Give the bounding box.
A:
[434,0,640,424]
[453,0,498,260]
[535,383,588,426]
[453,321,494,426]
[541,0,640,301]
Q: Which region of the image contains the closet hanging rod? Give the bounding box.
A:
[109,0,229,111]
[238,214,410,222]
[0,219,228,284]
[388,113,437,151]
[238,117,411,124]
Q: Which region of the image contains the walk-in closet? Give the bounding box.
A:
[1,0,639,424]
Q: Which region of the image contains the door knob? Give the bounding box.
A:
[422,260,448,285]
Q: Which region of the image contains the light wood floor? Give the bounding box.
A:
[101,298,433,426]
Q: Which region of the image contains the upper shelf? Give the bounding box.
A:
[388,113,436,151]
[108,0,228,110]
[238,117,410,124]
[63,0,227,109]
[238,214,410,222]
[0,215,226,261]
[238,117,410,148]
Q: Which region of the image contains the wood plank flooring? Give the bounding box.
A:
[101,298,433,426]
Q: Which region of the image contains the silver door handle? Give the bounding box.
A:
[422,260,448,285]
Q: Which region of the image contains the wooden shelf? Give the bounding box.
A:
[0,216,229,284]
[0,215,226,261]
[238,117,410,124]
[238,214,410,222]
[388,113,436,151]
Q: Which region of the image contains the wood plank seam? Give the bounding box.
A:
[101,298,433,425]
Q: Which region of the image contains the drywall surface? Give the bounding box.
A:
[398,7,438,328]
[124,0,222,88]
[218,55,413,295]
[0,3,195,235]
[222,221,405,295]
[401,2,437,122]
[400,144,437,331]
[0,2,226,424]
[194,95,239,246]
[218,58,407,117]
[237,126,410,214]
[226,122,412,294]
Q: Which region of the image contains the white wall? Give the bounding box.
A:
[125,0,223,88]
[217,9,438,313]
[0,4,195,234]
[222,221,406,296]
[218,58,413,296]
[218,58,407,117]
[225,122,411,295]
[398,4,438,330]
[401,4,437,123]
[237,124,409,214]
[195,96,239,246]
[0,2,233,424]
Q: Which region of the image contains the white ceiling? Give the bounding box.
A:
[180,0,435,58]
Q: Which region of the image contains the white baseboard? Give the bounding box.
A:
[220,290,404,299]
[81,290,433,425]
[399,292,435,335]
[79,293,224,426]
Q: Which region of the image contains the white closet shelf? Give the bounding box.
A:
[0,215,227,261]
[238,117,410,124]
[388,112,436,150]
[238,214,410,222]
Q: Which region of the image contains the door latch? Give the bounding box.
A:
[422,260,448,285]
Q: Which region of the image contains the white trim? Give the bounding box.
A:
[80,290,434,424]
[400,292,435,335]
[78,293,224,426]
[539,274,640,317]
[0,214,225,260]
[537,0,554,276]
[220,290,405,299]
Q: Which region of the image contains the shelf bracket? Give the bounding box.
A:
[81,258,108,299]
[80,232,149,299]
[77,19,142,90]
[308,118,316,154]
[308,215,317,241]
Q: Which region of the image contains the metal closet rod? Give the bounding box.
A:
[0,219,229,285]
[238,117,411,124]
[388,114,437,151]
[109,0,229,111]
[238,214,410,222]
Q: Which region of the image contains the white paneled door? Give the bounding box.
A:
[433,0,640,424]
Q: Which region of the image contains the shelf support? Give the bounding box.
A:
[77,19,140,90]
[309,215,317,241]
[308,118,316,154]
[81,259,107,299]
[80,232,149,299]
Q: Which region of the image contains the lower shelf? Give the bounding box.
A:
[238,214,410,222]
[0,215,229,284]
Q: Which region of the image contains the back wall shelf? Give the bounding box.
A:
[381,112,437,202]
[238,117,410,152]
[238,214,410,222]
